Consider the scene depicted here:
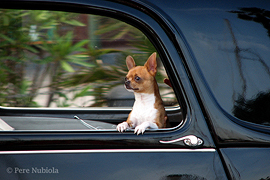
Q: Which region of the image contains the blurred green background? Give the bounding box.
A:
[0,9,176,107]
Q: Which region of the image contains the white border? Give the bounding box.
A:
[0,148,215,155]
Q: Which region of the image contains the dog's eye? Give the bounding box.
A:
[135,76,141,81]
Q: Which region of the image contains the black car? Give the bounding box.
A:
[0,0,270,179]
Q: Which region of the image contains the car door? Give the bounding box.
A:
[0,0,228,179]
[154,0,270,179]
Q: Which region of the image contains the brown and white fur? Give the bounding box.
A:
[116,52,167,135]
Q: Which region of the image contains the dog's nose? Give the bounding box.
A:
[125,80,131,86]
[125,77,131,86]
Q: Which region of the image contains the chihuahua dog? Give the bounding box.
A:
[116,52,167,135]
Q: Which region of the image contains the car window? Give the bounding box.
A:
[177,6,270,127]
[0,9,182,131]
[229,8,270,127]
[0,9,177,108]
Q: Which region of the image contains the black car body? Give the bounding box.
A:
[0,0,270,179]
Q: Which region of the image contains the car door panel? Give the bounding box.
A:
[0,149,226,180]
[221,148,270,180]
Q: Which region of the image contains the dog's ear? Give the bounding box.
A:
[126,55,136,70]
[144,52,157,76]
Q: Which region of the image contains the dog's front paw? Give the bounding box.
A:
[134,125,146,135]
[134,122,158,135]
[117,122,129,132]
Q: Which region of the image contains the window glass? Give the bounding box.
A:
[0,9,177,108]
[174,6,270,126]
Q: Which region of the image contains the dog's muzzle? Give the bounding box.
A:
[124,78,138,91]
[125,79,132,89]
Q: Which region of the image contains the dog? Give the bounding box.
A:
[116,52,167,135]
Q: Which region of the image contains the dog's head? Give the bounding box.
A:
[124,53,157,93]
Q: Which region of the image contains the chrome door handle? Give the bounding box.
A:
[160,135,203,146]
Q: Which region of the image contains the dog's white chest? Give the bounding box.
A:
[129,93,157,126]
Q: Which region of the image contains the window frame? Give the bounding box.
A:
[0,0,190,137]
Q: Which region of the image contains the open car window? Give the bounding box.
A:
[0,9,183,131]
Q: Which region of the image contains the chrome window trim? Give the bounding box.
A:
[0,148,216,155]
[0,106,181,112]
